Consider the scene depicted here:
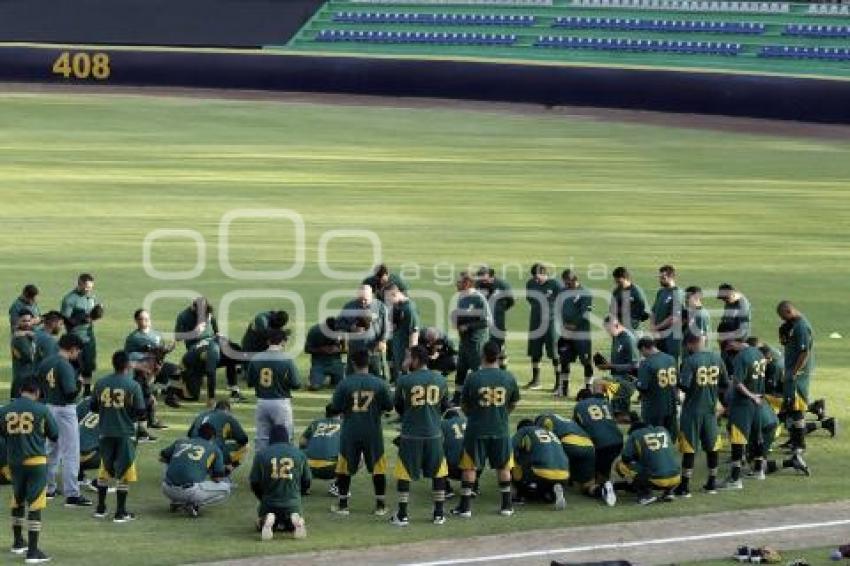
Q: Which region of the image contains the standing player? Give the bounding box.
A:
[76,396,102,492]
[453,341,520,518]
[250,425,310,541]
[304,318,345,391]
[329,349,393,516]
[37,334,90,506]
[777,301,815,457]
[475,266,515,369]
[721,340,766,490]
[556,269,593,398]
[10,312,37,399]
[33,312,63,368]
[610,267,649,331]
[339,285,388,378]
[615,422,680,505]
[60,273,103,397]
[188,400,250,474]
[717,283,752,342]
[593,315,639,419]
[452,272,491,403]
[675,334,728,497]
[524,264,560,390]
[160,423,230,517]
[246,330,300,451]
[299,408,342,489]
[385,284,420,384]
[390,346,450,526]
[91,351,146,522]
[649,265,684,363]
[573,388,622,506]
[682,286,710,345]
[8,284,41,331]
[535,412,597,500]
[1,380,59,563]
[635,337,679,439]
[511,420,569,510]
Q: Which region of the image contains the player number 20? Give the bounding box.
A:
[657,367,677,387]
[5,412,34,435]
[269,457,295,480]
[51,52,111,80]
[410,385,441,406]
[477,386,507,407]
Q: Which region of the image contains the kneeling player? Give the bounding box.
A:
[574,388,623,506]
[535,412,597,499]
[512,420,569,510]
[76,397,102,491]
[440,407,478,499]
[250,425,310,540]
[753,401,810,478]
[390,346,450,526]
[188,400,249,475]
[299,408,342,490]
[2,380,59,563]
[452,342,520,518]
[615,422,680,505]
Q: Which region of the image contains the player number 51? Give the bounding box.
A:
[51,52,111,80]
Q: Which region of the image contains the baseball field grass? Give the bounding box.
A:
[0,91,848,565]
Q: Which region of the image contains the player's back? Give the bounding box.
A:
[731,346,765,403]
[628,425,679,479]
[164,436,222,485]
[573,397,622,449]
[94,372,143,437]
[535,412,592,448]
[0,396,55,463]
[462,367,519,439]
[304,417,341,461]
[397,368,447,439]
[514,425,568,471]
[248,350,299,399]
[680,350,726,414]
[333,373,391,436]
[252,442,308,510]
[441,414,467,467]
[637,351,678,414]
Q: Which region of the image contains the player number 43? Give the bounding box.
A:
[51,52,110,80]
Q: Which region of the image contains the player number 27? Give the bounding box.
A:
[51,52,111,80]
[478,386,507,407]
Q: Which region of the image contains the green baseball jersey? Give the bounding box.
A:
[560,286,592,330]
[60,289,96,341]
[622,425,680,478]
[679,350,728,415]
[36,354,78,405]
[250,442,311,511]
[188,409,249,450]
[390,299,420,351]
[475,277,515,313]
[305,323,342,363]
[635,350,678,417]
[763,346,784,395]
[340,298,387,350]
[573,397,622,449]
[683,306,710,341]
[174,307,215,351]
[455,291,490,343]
[731,346,766,404]
[718,297,751,339]
[8,297,40,331]
[363,273,409,298]
[246,348,301,399]
[77,397,101,454]
[330,373,393,437]
[526,277,561,327]
[513,425,569,472]
[300,417,341,462]
[394,368,448,439]
[0,396,58,463]
[241,311,274,354]
[610,329,639,377]
[33,328,59,366]
[535,412,591,446]
[11,332,36,381]
[610,283,648,329]
[461,367,520,438]
[784,316,814,376]
[441,415,467,468]
[651,286,684,327]
[91,372,145,437]
[124,328,166,354]
[162,437,226,485]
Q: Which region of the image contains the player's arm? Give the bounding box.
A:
[287,360,302,391]
[249,456,264,501]
[245,361,258,388]
[438,380,450,414]
[328,385,346,416]
[500,280,515,311]
[60,294,83,329]
[621,433,638,464]
[160,441,175,464]
[393,383,405,416]
[789,323,810,378]
[408,305,420,348]
[635,362,651,392]
[298,422,313,449]
[210,446,226,481]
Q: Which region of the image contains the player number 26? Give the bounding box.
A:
[477,386,507,407]
[5,412,34,435]
[51,51,110,80]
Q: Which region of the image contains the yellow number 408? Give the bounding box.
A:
[52,52,110,80]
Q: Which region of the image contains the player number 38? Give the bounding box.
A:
[51,51,111,80]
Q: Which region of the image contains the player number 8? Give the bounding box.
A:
[259,367,274,387]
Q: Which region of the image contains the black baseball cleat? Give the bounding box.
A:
[164,394,182,409]
[64,496,93,508]
[188,504,200,518]
[450,507,472,518]
[523,379,542,390]
[673,484,691,498]
[230,390,248,403]
[822,417,837,438]
[791,453,811,477]
[702,478,718,494]
[113,512,137,523]
[148,421,168,430]
[24,549,51,564]
[809,399,825,421]
[733,546,751,562]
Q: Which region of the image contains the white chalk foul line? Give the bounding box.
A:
[400,518,850,566]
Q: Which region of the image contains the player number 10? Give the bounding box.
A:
[51,52,111,80]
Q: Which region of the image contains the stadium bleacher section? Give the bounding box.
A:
[284,0,850,77]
